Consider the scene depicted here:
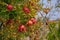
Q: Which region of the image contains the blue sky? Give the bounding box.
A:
[37,0,60,20]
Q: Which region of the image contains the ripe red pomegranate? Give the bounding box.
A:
[30,18,37,24]
[18,24,26,32]
[23,6,30,13]
[7,4,13,10]
[26,20,33,25]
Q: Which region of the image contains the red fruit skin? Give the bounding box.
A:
[30,18,37,24]
[18,24,26,32]
[23,6,30,13]
[26,20,33,25]
[7,4,13,10]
